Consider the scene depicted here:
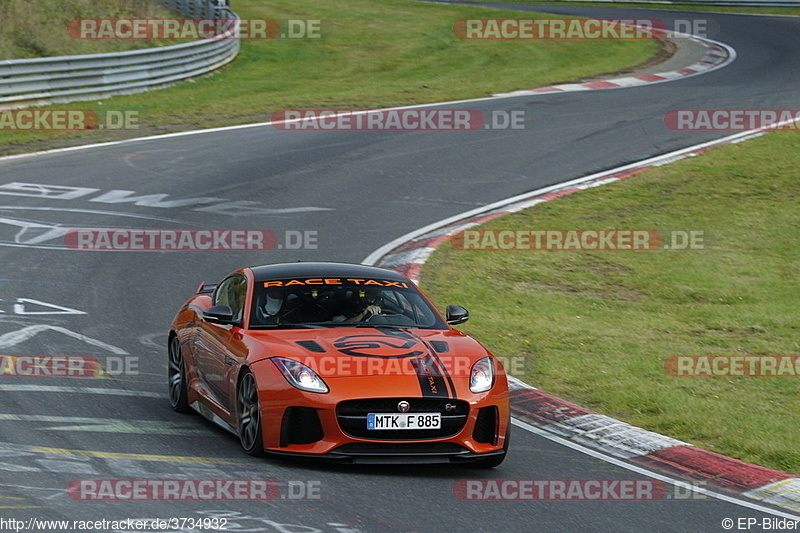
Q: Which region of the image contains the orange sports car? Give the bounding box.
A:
[168,262,510,466]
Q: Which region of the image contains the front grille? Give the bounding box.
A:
[280,407,324,446]
[337,398,468,440]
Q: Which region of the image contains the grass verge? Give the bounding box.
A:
[0,0,658,155]
[422,131,800,475]
[0,0,177,58]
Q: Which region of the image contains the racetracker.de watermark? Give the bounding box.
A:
[665,109,800,131]
[68,479,277,501]
[665,356,800,377]
[451,229,706,251]
[63,229,318,251]
[67,479,322,501]
[454,479,709,500]
[454,18,666,39]
[68,18,325,39]
[0,355,139,377]
[0,355,98,377]
[0,109,139,130]
[271,109,526,131]
[289,355,527,377]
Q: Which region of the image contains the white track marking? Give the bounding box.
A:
[13,298,85,316]
[0,385,160,397]
[0,205,187,223]
[0,325,128,355]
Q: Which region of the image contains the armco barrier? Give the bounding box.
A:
[0,0,239,109]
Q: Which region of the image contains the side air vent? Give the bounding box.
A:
[295,340,326,353]
[473,406,498,445]
[280,407,324,446]
[429,341,449,353]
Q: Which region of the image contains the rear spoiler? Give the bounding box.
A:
[196,282,218,295]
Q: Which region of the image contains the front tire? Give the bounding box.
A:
[237,370,265,456]
[168,335,190,413]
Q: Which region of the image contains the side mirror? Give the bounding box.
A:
[203,304,235,325]
[446,305,469,325]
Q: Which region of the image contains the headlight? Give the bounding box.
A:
[470,357,495,393]
[271,357,329,393]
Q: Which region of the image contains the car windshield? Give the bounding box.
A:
[250,277,446,329]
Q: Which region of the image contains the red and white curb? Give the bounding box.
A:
[507,379,800,512]
[494,33,735,97]
[363,126,800,513]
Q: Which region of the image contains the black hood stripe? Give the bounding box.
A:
[410,354,450,398]
[417,335,457,399]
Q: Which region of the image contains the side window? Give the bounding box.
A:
[213,275,247,323]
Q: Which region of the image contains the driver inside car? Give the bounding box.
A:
[254,287,285,324]
[333,288,382,323]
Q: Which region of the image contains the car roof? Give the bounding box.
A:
[248,262,410,283]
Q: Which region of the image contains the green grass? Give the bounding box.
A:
[0,0,658,154]
[422,131,800,475]
[0,0,177,58]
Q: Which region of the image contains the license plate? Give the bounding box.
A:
[367,412,441,430]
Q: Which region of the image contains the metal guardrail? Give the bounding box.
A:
[0,0,240,109]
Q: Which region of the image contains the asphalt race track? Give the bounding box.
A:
[0,3,799,532]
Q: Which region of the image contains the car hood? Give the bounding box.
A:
[244,326,492,380]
